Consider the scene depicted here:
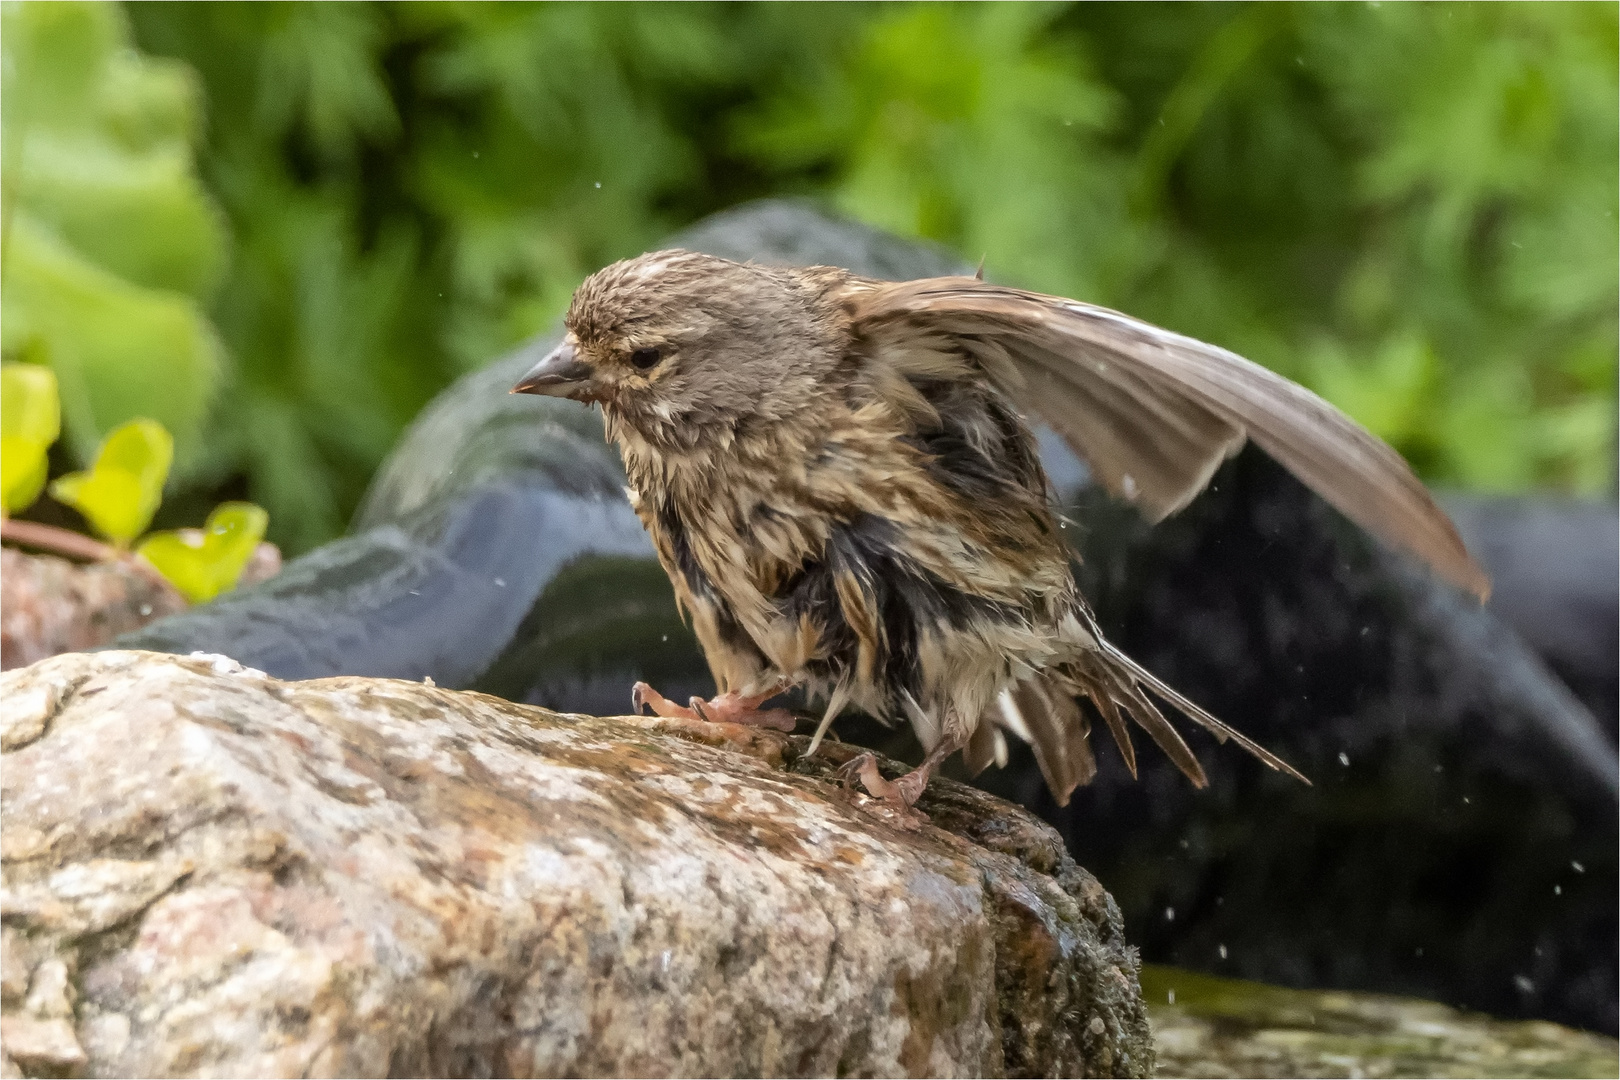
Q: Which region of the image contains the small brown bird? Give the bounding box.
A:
[513,251,1488,810]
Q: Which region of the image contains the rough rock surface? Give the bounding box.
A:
[0,650,1151,1078]
[1,549,185,670]
[1,544,282,672]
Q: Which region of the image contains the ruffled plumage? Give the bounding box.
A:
[514,249,1487,806]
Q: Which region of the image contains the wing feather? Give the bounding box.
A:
[852,278,1490,598]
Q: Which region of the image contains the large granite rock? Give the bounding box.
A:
[0,650,1152,1078]
[111,200,1618,1035]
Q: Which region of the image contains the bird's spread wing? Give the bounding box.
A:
[848,277,1490,599]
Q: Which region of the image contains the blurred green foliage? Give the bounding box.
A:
[6,2,1612,556]
[1,2,225,470]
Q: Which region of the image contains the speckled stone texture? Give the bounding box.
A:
[0,650,1151,1078]
[0,549,185,671]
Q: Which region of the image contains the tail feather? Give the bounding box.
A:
[1088,685,1137,779]
[994,680,1095,806]
[979,637,1308,802]
[1098,639,1310,785]
[1100,666,1208,788]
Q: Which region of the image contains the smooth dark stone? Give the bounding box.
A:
[1441,494,1619,736]
[115,200,1618,1035]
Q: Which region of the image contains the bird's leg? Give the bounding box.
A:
[838,732,966,809]
[631,681,796,732]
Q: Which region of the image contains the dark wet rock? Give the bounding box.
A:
[1440,494,1618,735]
[0,649,1151,1078]
[113,200,1619,1035]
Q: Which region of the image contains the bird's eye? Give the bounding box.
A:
[630,347,662,371]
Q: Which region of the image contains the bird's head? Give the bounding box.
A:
[511,250,843,441]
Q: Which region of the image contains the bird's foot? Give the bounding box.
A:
[631,682,796,732]
[835,733,966,822]
[836,752,904,804]
[834,753,933,825]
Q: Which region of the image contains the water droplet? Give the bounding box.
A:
[1338,752,1350,766]
[1572,861,1585,873]
[1167,989,1176,1004]
[494,577,506,587]
[1554,885,1561,895]
[1218,944,1228,960]
[1514,974,1535,994]
[595,181,603,189]
[1164,906,1175,921]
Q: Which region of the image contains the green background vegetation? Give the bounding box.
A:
[5,1,1615,556]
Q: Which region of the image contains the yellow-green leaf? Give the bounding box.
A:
[48,417,171,544]
[1,363,61,513]
[1,363,61,444]
[137,501,268,603]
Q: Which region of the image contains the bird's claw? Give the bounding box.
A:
[835,752,903,803]
[632,681,699,720]
[631,682,796,731]
[835,752,929,826]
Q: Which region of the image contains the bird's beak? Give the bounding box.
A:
[511,340,596,400]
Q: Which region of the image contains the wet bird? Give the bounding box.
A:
[512,251,1488,810]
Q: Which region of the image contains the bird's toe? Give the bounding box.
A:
[631,681,701,720]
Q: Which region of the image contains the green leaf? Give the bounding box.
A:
[1,362,61,514]
[137,501,268,603]
[48,417,172,545]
